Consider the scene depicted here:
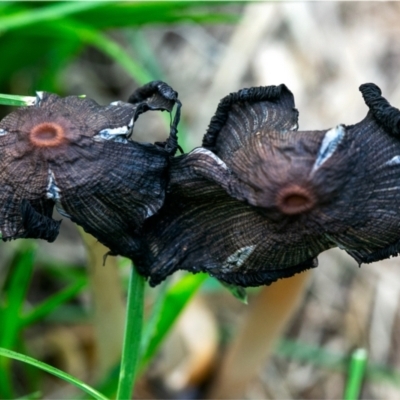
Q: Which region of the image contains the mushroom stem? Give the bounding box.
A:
[81,231,126,380]
[207,270,311,399]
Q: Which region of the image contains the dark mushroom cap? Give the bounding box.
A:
[136,83,400,287]
[136,149,324,287]
[332,83,400,264]
[0,81,181,260]
[202,82,400,265]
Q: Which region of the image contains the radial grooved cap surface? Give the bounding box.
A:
[0,80,181,255]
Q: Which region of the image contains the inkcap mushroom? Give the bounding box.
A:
[136,83,400,287]
[0,80,181,262]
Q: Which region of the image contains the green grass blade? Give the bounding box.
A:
[70,2,238,28]
[277,338,345,372]
[0,243,36,349]
[344,348,368,400]
[219,281,248,304]
[126,30,165,82]
[20,277,87,327]
[0,243,36,398]
[0,347,108,400]
[139,273,207,370]
[15,391,41,400]
[0,0,236,32]
[0,93,36,106]
[40,20,153,85]
[74,24,152,85]
[0,1,110,33]
[40,261,87,282]
[116,266,145,400]
[35,39,83,92]
[141,281,169,354]
[276,339,400,387]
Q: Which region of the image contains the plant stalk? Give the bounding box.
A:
[116,265,145,400]
[344,348,368,400]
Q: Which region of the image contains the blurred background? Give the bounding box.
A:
[1,2,400,399]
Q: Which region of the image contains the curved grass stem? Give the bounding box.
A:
[0,347,107,400]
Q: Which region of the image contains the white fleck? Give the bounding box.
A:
[94,133,128,144]
[190,147,228,170]
[385,155,400,166]
[0,129,7,136]
[34,91,44,106]
[46,170,60,200]
[46,170,70,218]
[222,245,256,271]
[100,126,130,135]
[311,125,345,174]
[110,101,124,106]
[95,126,131,143]
[145,205,155,219]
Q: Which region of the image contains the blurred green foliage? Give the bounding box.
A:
[0,1,237,95]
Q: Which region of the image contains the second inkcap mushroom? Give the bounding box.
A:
[136,83,400,287]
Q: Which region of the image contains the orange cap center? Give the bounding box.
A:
[276,184,316,215]
[30,122,64,147]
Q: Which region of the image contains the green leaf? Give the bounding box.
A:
[0,242,36,348]
[0,1,111,33]
[219,281,248,304]
[141,281,169,354]
[35,39,83,92]
[15,391,42,400]
[33,20,153,85]
[0,1,236,34]
[65,2,238,28]
[20,277,87,327]
[39,260,87,282]
[277,338,345,371]
[0,93,36,106]
[139,272,207,370]
[0,242,36,398]
[0,347,108,400]
[276,339,400,387]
